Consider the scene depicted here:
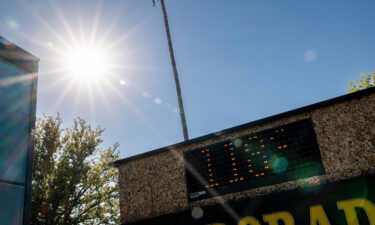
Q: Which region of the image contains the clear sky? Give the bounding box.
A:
[1,0,374,158]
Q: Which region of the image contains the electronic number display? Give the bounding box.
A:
[184,119,324,200]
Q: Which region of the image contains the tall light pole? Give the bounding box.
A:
[154,0,189,140]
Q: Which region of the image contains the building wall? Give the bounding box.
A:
[0,60,33,184]
[0,36,39,225]
[117,90,375,223]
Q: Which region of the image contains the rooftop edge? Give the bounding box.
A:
[0,36,40,71]
[113,86,375,167]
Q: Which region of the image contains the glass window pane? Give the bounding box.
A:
[0,60,32,184]
[0,182,24,225]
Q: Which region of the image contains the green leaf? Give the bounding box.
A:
[31,115,120,225]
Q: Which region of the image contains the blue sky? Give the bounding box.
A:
[1,0,374,158]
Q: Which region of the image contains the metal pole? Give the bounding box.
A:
[159,0,189,140]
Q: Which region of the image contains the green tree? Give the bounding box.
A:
[31,115,120,225]
[348,71,375,93]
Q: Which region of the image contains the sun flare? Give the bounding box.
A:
[64,45,111,83]
[31,0,141,112]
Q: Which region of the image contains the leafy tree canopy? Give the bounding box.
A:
[31,115,120,225]
[348,71,375,93]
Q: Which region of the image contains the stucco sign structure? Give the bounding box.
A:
[114,88,375,225]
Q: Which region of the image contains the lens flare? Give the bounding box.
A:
[273,157,288,174]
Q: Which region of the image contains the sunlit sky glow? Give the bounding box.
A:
[1,0,374,158]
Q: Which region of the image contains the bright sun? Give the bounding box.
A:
[65,45,111,83]
[35,1,136,111]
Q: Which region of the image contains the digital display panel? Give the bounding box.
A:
[184,119,324,200]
